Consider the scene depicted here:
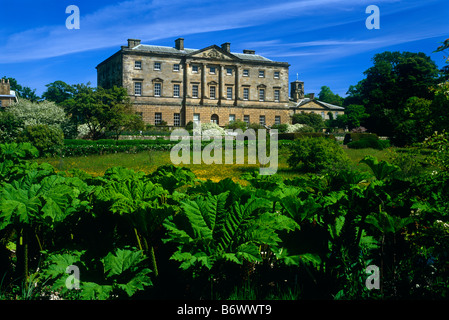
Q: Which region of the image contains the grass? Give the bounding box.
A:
[37,145,394,184]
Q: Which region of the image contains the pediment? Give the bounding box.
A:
[298,101,327,110]
[189,45,238,61]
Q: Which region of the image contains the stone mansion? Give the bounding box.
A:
[96,38,344,127]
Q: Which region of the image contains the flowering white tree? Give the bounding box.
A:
[8,99,67,130]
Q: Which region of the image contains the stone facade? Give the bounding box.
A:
[288,80,345,120]
[0,79,18,108]
[96,38,290,127]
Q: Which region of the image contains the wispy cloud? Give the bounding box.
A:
[0,0,406,63]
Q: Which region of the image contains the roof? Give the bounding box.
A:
[131,44,274,63]
[290,98,345,110]
[0,90,17,98]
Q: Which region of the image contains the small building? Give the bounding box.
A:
[0,79,18,108]
[289,79,344,120]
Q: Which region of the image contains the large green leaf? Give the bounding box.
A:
[360,156,400,180]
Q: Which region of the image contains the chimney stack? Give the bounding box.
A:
[221,42,230,52]
[175,38,184,50]
[243,49,255,55]
[127,39,141,48]
[0,78,11,95]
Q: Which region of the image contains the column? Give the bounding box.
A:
[234,65,240,106]
[201,62,206,105]
[219,65,224,105]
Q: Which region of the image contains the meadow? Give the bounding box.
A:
[37,145,392,184]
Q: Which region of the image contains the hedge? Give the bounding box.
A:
[278,132,336,141]
[343,133,378,145]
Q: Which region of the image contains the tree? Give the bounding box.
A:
[42,81,75,105]
[7,99,67,130]
[291,112,324,132]
[63,84,144,140]
[334,104,369,130]
[345,51,439,137]
[318,86,344,106]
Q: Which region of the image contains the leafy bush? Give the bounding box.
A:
[278,132,336,141]
[0,112,23,143]
[226,119,248,131]
[17,124,64,155]
[291,113,324,131]
[343,132,379,145]
[287,137,350,173]
[347,138,390,150]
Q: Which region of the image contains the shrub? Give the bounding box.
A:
[278,132,336,141]
[287,137,350,173]
[343,132,378,145]
[284,123,314,133]
[347,138,390,150]
[226,119,248,131]
[291,113,324,131]
[17,124,64,155]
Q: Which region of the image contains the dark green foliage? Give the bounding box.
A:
[0,112,23,143]
[17,125,64,155]
[287,137,350,173]
[291,113,324,131]
[278,132,336,141]
[0,139,448,300]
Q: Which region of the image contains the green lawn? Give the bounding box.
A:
[38,145,394,184]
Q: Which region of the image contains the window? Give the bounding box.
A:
[275,116,281,125]
[259,115,266,126]
[321,111,325,119]
[209,67,216,74]
[135,61,142,69]
[274,71,280,79]
[174,113,181,127]
[335,111,339,117]
[227,87,233,100]
[155,112,162,125]
[259,89,265,101]
[274,89,280,102]
[243,88,249,100]
[192,85,199,98]
[154,62,161,70]
[193,113,200,126]
[173,64,180,72]
[210,86,216,99]
[243,69,249,77]
[192,65,199,73]
[173,84,180,97]
[244,115,250,124]
[259,70,265,78]
[134,82,142,96]
[226,68,233,75]
[0,101,2,108]
[154,83,161,97]
[229,114,236,123]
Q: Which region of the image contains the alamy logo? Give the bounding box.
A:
[170,122,278,175]
[65,265,80,290]
[66,5,80,30]
[365,265,380,290]
[366,5,380,30]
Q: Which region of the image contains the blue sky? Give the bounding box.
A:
[1,0,448,97]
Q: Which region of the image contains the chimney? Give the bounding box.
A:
[127,39,141,48]
[309,93,315,100]
[175,38,184,50]
[0,78,10,95]
[221,42,230,52]
[243,49,255,55]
